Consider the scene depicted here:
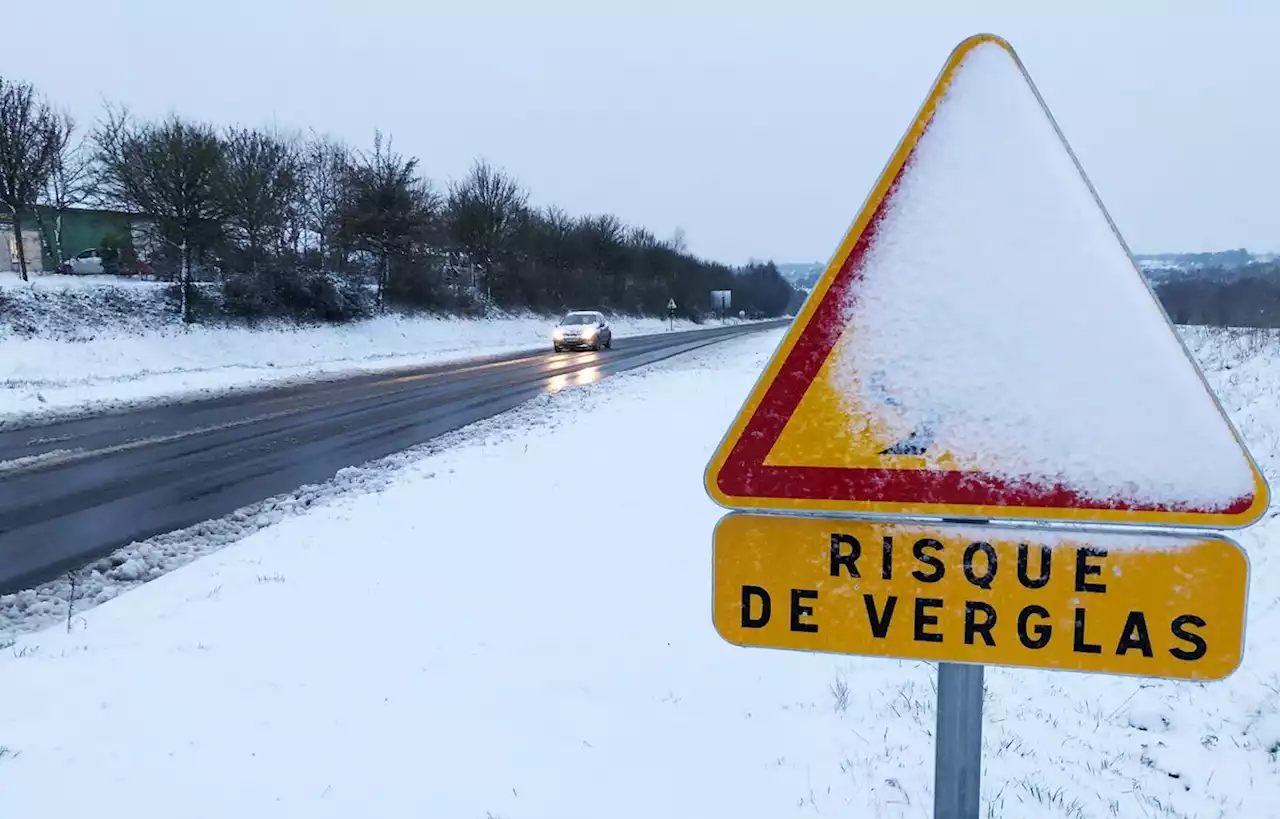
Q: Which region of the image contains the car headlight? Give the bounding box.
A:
[582,326,597,338]
[553,329,564,339]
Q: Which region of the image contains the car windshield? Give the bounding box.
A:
[559,314,596,325]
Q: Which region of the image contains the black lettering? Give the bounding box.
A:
[1116,611,1153,657]
[790,589,818,633]
[1073,607,1101,654]
[1170,614,1208,661]
[1016,543,1051,589]
[964,601,997,646]
[864,594,897,639]
[912,539,945,583]
[1017,605,1051,649]
[829,534,861,578]
[741,586,771,628]
[963,542,997,590]
[914,597,943,643]
[1074,547,1108,593]
[882,536,894,580]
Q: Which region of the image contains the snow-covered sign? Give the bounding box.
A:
[705,34,1268,530]
[667,298,677,310]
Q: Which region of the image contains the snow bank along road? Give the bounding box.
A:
[0,320,786,594]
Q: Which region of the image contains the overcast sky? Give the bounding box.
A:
[7,0,1275,265]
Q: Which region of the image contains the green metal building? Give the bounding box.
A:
[40,206,138,262]
[2,206,141,273]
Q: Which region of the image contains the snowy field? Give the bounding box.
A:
[0,271,726,424]
[2,325,1280,818]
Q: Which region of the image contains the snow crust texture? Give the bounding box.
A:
[832,41,1254,509]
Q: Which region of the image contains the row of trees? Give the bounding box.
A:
[1154,267,1280,328]
[0,75,797,323]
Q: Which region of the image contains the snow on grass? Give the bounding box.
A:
[0,385,592,636]
[2,326,1280,817]
[0,271,176,343]
[831,39,1256,510]
[0,277,727,423]
[0,271,170,291]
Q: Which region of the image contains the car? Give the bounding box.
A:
[61,248,105,275]
[552,310,612,352]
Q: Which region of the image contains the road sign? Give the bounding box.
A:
[703,34,1267,529]
[710,290,731,310]
[668,298,677,310]
[713,513,1248,681]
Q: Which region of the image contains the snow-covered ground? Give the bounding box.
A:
[0,271,730,424]
[2,325,1280,817]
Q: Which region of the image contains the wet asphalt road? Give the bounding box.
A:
[0,320,787,594]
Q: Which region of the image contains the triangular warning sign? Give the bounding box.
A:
[706,34,1268,528]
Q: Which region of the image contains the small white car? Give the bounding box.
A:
[62,248,104,275]
[552,311,613,352]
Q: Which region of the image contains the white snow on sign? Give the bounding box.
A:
[832,39,1257,510]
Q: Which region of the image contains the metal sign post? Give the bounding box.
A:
[933,517,985,819]
[934,662,983,819]
[710,290,731,324]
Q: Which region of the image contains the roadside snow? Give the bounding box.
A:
[3,325,1280,817]
[0,271,171,291]
[0,271,175,343]
[0,385,590,635]
[0,276,726,424]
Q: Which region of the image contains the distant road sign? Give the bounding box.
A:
[712,514,1248,681]
[710,290,731,310]
[702,31,1267,529]
[667,298,677,310]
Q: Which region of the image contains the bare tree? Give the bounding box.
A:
[574,213,627,306]
[337,131,437,310]
[444,158,528,299]
[220,127,299,274]
[628,226,657,249]
[576,213,626,268]
[93,107,225,321]
[300,131,349,270]
[531,204,576,299]
[0,77,66,281]
[36,111,94,267]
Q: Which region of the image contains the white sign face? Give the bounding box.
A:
[668,298,677,310]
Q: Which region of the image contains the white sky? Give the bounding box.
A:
[7,0,1276,265]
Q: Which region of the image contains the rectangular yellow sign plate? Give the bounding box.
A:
[712,514,1248,680]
